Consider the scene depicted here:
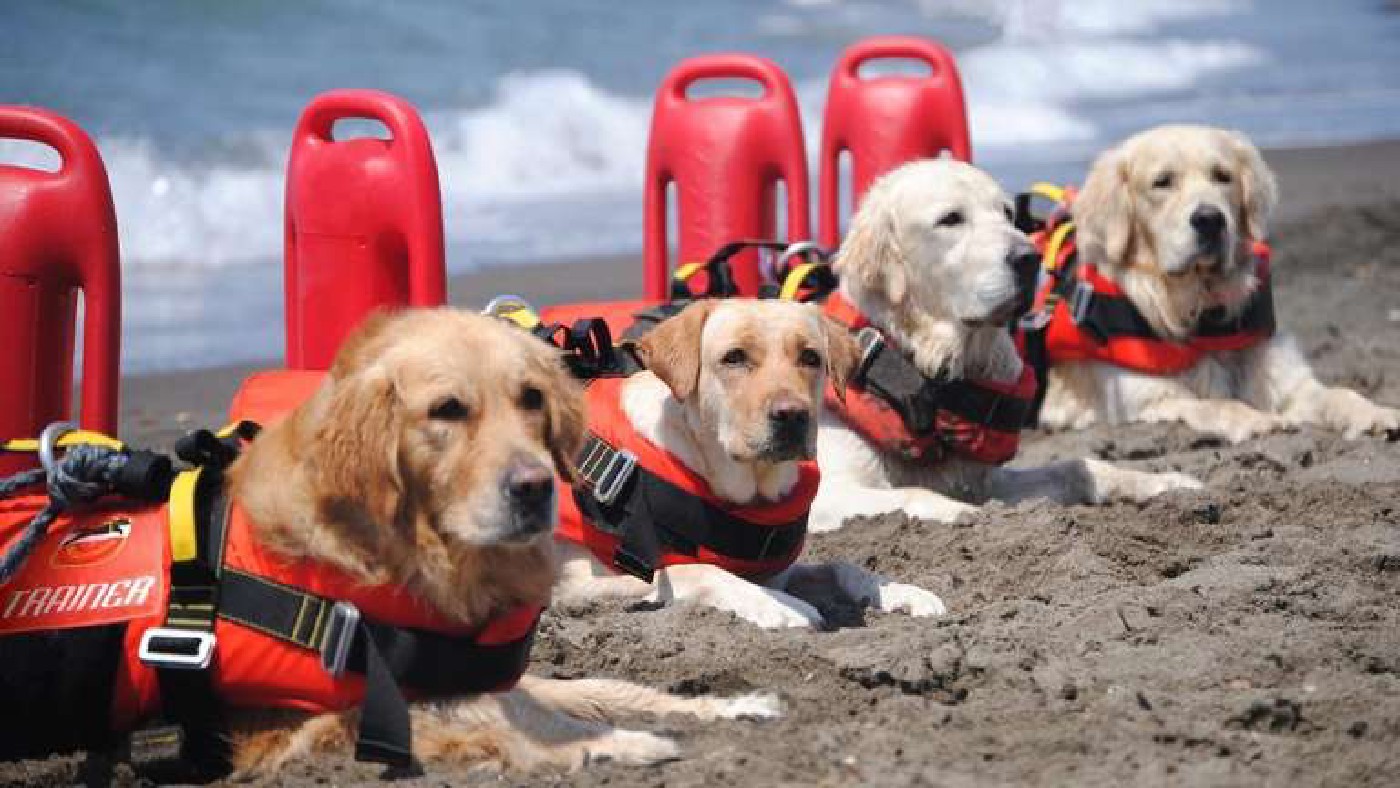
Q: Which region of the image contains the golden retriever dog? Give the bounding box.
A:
[1037,124,1399,441]
[811,159,1201,531]
[554,299,946,629]
[223,309,778,777]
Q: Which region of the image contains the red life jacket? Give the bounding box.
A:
[556,376,819,583]
[0,369,542,761]
[820,293,1037,465]
[1026,218,1275,377]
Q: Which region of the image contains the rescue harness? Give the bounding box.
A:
[757,249,1038,465]
[486,295,820,585]
[1014,183,1277,421]
[0,384,541,780]
[819,292,1037,464]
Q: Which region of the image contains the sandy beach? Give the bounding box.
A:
[8,139,1399,786]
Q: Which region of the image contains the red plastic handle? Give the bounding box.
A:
[644,54,810,299]
[0,106,120,438]
[819,37,971,246]
[835,36,956,81]
[661,53,788,103]
[295,88,417,147]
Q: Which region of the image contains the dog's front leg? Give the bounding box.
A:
[810,477,977,532]
[516,675,782,723]
[773,562,946,617]
[1244,333,1400,438]
[985,459,1200,505]
[554,543,654,603]
[1135,396,1287,443]
[649,563,825,629]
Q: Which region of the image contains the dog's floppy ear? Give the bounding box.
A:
[310,363,404,533]
[838,185,907,305]
[819,312,861,404]
[308,313,405,533]
[634,299,716,402]
[1226,130,1277,241]
[1074,147,1136,267]
[539,351,588,482]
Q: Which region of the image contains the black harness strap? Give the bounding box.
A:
[855,329,1033,438]
[573,433,807,583]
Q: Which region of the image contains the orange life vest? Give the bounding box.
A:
[820,293,1037,465]
[556,376,819,583]
[1023,213,1276,378]
[0,369,541,768]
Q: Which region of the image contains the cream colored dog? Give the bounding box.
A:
[811,159,1201,531]
[555,299,946,629]
[1038,124,1399,441]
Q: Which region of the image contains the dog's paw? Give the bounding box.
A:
[713,692,784,721]
[876,582,947,617]
[583,729,681,767]
[1138,470,1203,499]
[1219,410,1288,444]
[712,584,825,629]
[1339,401,1400,440]
[904,495,978,524]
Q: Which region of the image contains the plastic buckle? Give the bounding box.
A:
[138,627,216,670]
[320,601,361,677]
[591,449,638,506]
[853,327,885,384]
[1068,280,1095,325]
[1018,307,1052,332]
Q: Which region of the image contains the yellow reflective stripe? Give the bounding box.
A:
[1030,182,1066,204]
[168,467,203,563]
[1,430,125,454]
[1043,221,1076,273]
[779,262,820,301]
[672,261,704,282]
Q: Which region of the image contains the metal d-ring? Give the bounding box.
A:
[37,421,79,478]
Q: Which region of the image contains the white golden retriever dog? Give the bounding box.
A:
[1038,125,1399,441]
[811,159,1200,531]
[555,299,946,628]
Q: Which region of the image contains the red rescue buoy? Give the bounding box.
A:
[819,36,971,246]
[643,54,810,298]
[283,90,446,370]
[0,107,120,475]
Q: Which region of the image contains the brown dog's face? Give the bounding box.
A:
[311,309,585,549]
[636,299,858,463]
[1076,125,1278,283]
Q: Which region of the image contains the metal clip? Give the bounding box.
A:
[320,601,361,677]
[853,326,885,384]
[138,627,216,670]
[591,449,638,506]
[1068,280,1095,325]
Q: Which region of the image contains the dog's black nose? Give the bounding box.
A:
[504,461,554,511]
[768,401,811,441]
[1191,205,1226,240]
[1007,243,1041,317]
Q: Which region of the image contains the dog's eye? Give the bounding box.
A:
[1152,171,1175,190]
[797,348,823,368]
[1212,166,1233,184]
[721,348,748,367]
[428,396,469,421]
[937,210,963,227]
[519,386,544,411]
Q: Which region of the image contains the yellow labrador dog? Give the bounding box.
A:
[554,299,946,628]
[1037,125,1399,441]
[811,159,1201,531]
[223,309,779,777]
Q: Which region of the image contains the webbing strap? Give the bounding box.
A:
[574,433,806,582]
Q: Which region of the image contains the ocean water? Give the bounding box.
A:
[3,0,1399,372]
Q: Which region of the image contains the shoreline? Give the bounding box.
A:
[116,137,1400,448]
